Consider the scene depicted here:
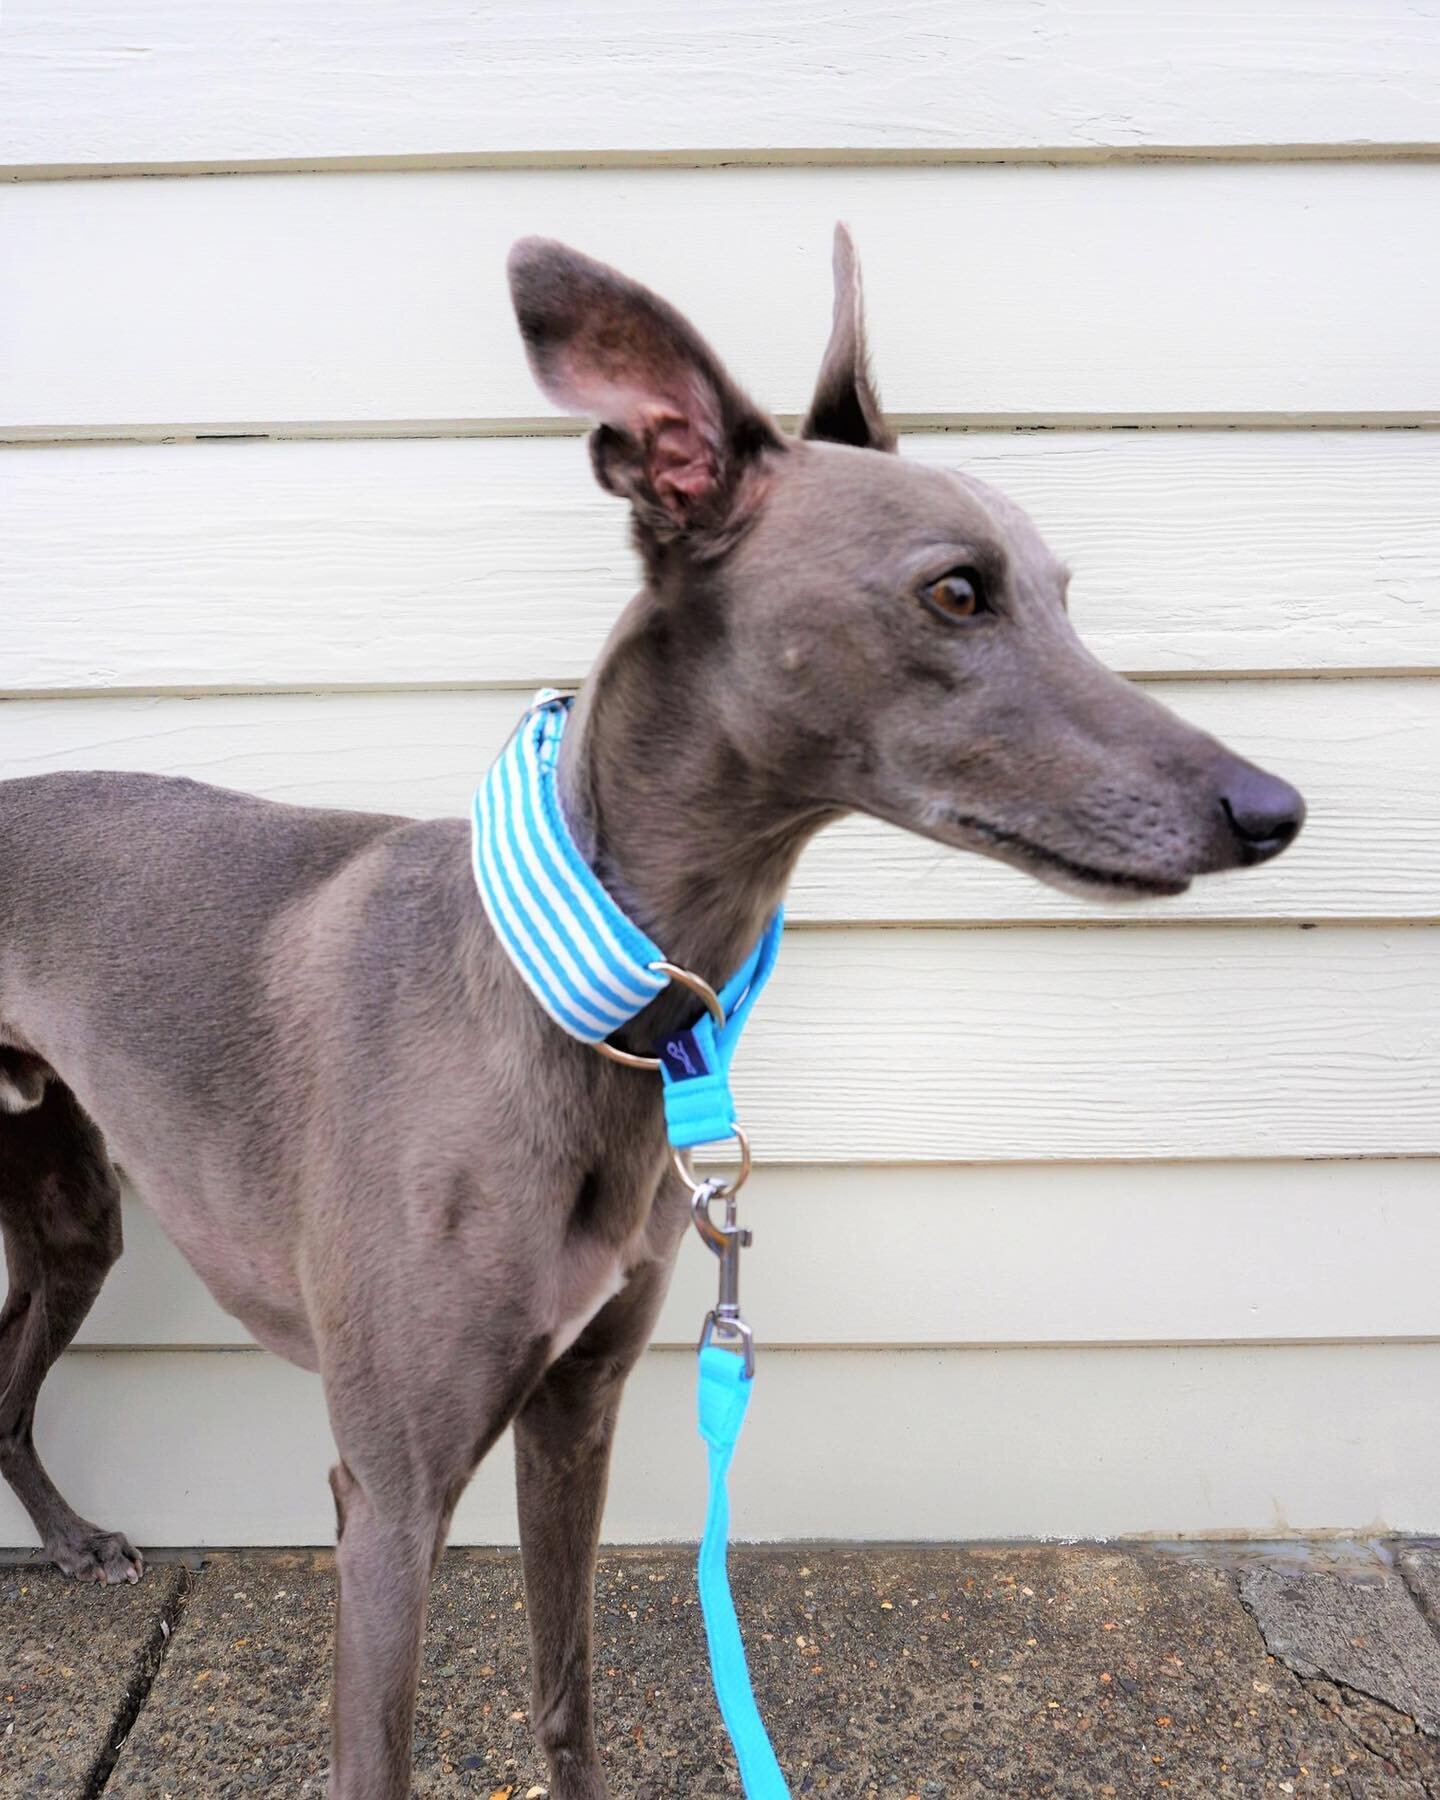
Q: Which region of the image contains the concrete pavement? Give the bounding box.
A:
[4,1542,1440,1797]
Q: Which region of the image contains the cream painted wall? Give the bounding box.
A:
[1,2,1437,1545]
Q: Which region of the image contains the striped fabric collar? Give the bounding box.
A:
[470,690,671,1044]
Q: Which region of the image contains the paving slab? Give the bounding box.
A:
[1240,1562,1440,1736]
[97,1543,1440,1797]
[1399,1547,1440,1636]
[0,1558,189,1799]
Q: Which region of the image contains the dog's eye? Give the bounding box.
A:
[920,568,990,622]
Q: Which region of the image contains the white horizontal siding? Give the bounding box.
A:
[5,163,1439,434]
[6,434,1439,685]
[5,1343,1437,1545]
[81,1159,1440,1351]
[733,928,1438,1162]
[2,680,1435,925]
[4,1,1439,172]
[3,7,1435,1547]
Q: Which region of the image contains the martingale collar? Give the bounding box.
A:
[470,690,784,1151]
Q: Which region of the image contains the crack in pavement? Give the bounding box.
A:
[1239,1564,1440,1738]
[1402,1549,1440,1653]
[1235,1560,1440,1797]
[82,1565,196,1797]
[1301,1675,1439,1798]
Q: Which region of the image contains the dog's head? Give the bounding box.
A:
[508,229,1303,899]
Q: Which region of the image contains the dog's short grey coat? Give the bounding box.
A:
[0,228,1303,1798]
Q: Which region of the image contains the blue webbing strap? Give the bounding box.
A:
[659,909,784,1150]
[697,1345,791,1798]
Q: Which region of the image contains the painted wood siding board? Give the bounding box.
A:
[5,164,1439,431]
[732,926,1438,1163]
[6,1,1440,170]
[7,433,1439,688]
[1,680,1434,924]
[80,1159,1440,1351]
[4,1343,1436,1546]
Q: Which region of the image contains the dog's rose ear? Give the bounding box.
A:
[801,223,897,454]
[508,238,782,543]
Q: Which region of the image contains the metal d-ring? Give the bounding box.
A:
[591,961,727,1071]
[672,1123,752,1198]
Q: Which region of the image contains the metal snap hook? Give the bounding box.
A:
[691,1176,756,1377]
[699,1309,756,1378]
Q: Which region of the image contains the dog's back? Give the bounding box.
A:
[0,768,400,918]
[0,770,407,1093]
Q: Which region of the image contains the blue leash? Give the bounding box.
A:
[697,1345,790,1797]
[472,691,791,1795]
[663,923,791,1795]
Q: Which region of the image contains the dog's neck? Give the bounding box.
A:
[556,589,834,1030]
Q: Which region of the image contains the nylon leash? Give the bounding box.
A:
[697,1343,791,1798]
[663,942,791,1798]
[472,691,792,1798]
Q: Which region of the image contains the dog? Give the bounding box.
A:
[0,225,1304,1798]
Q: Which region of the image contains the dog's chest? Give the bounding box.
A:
[549,1255,630,1360]
[541,1138,677,1363]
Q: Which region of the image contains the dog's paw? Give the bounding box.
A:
[50,1527,146,1585]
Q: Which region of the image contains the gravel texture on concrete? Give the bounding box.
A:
[0,1559,188,1799]
[99,1550,332,1798]
[60,1542,1440,1798]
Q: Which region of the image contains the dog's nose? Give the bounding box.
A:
[1220,765,1306,864]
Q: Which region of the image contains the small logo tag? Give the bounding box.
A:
[658,1028,710,1081]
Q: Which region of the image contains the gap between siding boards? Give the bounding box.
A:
[6,142,1440,182]
[740,916,1440,935]
[4,667,1439,702]
[57,1335,1440,1357]
[4,412,1440,447]
[0,857,1420,929]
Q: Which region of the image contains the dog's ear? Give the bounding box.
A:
[508,238,783,545]
[801,223,897,454]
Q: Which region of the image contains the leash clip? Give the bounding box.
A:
[692,1176,756,1378]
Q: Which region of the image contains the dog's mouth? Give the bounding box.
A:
[945,811,1191,899]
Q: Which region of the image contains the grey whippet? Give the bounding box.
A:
[0,227,1304,1797]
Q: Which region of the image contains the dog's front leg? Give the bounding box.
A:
[514,1252,678,1800]
[327,1459,447,1798]
[325,1335,552,1799]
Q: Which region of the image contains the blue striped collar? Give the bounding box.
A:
[471,690,668,1042]
[471,690,780,1061]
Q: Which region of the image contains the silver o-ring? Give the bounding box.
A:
[591,960,727,1070]
[672,1124,752,1197]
